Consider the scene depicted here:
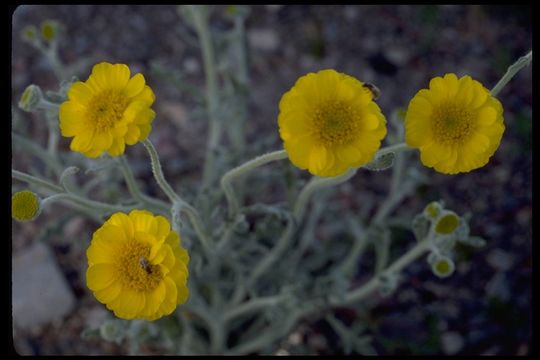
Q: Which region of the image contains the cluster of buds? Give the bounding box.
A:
[413,201,486,279]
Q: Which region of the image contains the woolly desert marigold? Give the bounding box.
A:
[59,62,156,158]
[86,210,189,321]
[278,69,387,177]
[405,73,505,174]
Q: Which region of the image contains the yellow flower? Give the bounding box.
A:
[86,210,189,321]
[59,62,156,158]
[405,73,505,174]
[12,190,40,222]
[278,69,387,177]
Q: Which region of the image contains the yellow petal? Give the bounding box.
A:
[155,216,171,241]
[70,129,95,152]
[336,143,362,164]
[124,73,146,98]
[92,131,113,150]
[124,124,141,145]
[469,83,489,109]
[137,124,152,141]
[111,289,146,319]
[433,146,459,174]
[129,210,158,234]
[94,280,122,304]
[284,133,316,169]
[477,106,497,126]
[59,102,88,136]
[109,64,131,89]
[362,113,379,130]
[308,145,330,175]
[108,212,134,239]
[107,137,126,157]
[68,81,94,105]
[165,231,180,248]
[88,62,114,91]
[141,281,166,318]
[87,263,116,291]
[420,142,452,167]
[132,85,155,106]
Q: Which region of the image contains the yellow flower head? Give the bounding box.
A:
[12,190,40,222]
[405,73,505,174]
[278,69,387,177]
[86,210,189,321]
[59,62,156,158]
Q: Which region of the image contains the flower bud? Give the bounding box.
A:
[12,190,41,222]
[434,211,460,235]
[99,319,125,343]
[21,25,38,43]
[431,255,455,278]
[18,84,43,112]
[423,201,442,220]
[40,20,60,42]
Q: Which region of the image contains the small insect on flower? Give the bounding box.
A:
[139,256,153,274]
[278,69,387,177]
[362,82,381,100]
[59,62,156,158]
[405,73,505,174]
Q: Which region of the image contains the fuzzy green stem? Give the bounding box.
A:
[293,167,357,222]
[223,294,287,323]
[373,146,408,224]
[191,5,222,189]
[376,142,409,157]
[340,239,431,305]
[13,170,131,215]
[142,139,180,203]
[172,200,212,255]
[117,156,170,214]
[490,50,532,97]
[293,143,411,223]
[221,150,288,218]
[246,215,295,290]
[12,169,63,193]
[12,132,63,175]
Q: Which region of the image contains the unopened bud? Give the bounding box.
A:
[435,211,460,235]
[12,190,41,222]
[21,25,38,43]
[40,20,61,42]
[18,85,43,112]
[431,256,455,278]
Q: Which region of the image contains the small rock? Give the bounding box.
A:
[248,28,279,52]
[441,331,465,355]
[12,242,76,331]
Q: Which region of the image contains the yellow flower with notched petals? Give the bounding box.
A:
[278,69,387,177]
[59,62,156,158]
[86,210,189,321]
[405,73,505,174]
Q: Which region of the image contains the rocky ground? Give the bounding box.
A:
[11,5,532,355]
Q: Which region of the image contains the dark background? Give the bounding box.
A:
[11,5,532,355]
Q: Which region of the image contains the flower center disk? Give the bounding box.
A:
[431,102,475,145]
[313,101,359,146]
[87,90,130,132]
[116,241,163,292]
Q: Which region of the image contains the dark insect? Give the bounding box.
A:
[363,82,381,100]
[139,256,153,274]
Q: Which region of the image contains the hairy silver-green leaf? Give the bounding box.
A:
[363,152,395,171]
